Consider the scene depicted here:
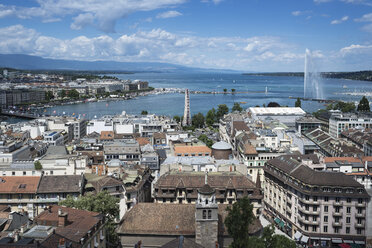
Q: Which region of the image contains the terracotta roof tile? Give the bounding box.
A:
[174,146,211,155]
[0,176,40,194]
[100,131,114,140]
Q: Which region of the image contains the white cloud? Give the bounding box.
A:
[201,0,224,4]
[340,44,372,54]
[0,0,187,32]
[355,13,372,32]
[292,11,302,16]
[331,15,349,24]
[156,10,182,19]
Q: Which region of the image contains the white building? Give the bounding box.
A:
[329,113,372,138]
[248,107,306,126]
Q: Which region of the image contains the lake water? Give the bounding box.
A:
[41,72,371,119]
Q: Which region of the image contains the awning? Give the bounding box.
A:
[294,231,302,241]
[311,237,321,240]
[321,238,331,241]
[301,235,309,243]
[278,220,285,229]
[354,241,365,245]
[339,244,351,248]
[344,240,354,244]
[274,217,280,224]
[332,238,343,244]
[351,244,361,248]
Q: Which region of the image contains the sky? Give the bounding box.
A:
[0,0,372,72]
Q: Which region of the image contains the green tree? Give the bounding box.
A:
[192,112,205,128]
[34,160,42,170]
[59,191,120,246]
[333,101,355,113]
[295,98,301,108]
[141,110,148,115]
[260,225,296,248]
[357,96,370,112]
[231,88,236,93]
[173,115,181,123]
[267,102,280,107]
[67,89,80,99]
[224,197,254,248]
[232,103,243,112]
[206,108,217,126]
[58,89,66,98]
[198,134,214,148]
[216,104,229,120]
[45,91,54,101]
[223,88,227,93]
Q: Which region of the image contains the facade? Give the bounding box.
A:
[264,155,370,247]
[329,113,372,138]
[174,144,212,157]
[103,140,140,163]
[248,107,306,126]
[295,115,323,134]
[0,89,45,108]
[153,171,263,215]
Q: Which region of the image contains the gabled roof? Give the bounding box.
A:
[37,175,81,194]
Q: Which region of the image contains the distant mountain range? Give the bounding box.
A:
[0,54,239,73]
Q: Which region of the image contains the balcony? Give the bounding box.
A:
[333,201,343,206]
[355,222,365,228]
[298,216,319,225]
[356,202,366,207]
[355,212,365,218]
[332,222,342,227]
[333,211,343,217]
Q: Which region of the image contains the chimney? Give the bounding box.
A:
[58,209,68,227]
[58,238,66,248]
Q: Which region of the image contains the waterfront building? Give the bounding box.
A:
[295,115,324,134]
[0,89,45,108]
[329,112,372,138]
[264,155,370,247]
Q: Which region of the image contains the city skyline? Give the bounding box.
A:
[0,0,372,71]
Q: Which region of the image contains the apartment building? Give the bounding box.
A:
[264,155,370,247]
[329,113,372,138]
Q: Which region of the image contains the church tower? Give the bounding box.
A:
[195,173,218,248]
[182,89,191,126]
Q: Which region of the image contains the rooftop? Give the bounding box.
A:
[249,107,306,115]
[0,176,40,194]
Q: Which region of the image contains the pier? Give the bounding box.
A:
[288,96,339,104]
[0,110,47,119]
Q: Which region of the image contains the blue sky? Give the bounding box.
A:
[0,0,372,71]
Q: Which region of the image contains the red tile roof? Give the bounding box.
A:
[0,176,41,194]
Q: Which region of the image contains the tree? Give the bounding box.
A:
[59,191,120,246]
[192,112,205,128]
[141,110,148,115]
[58,89,66,98]
[216,104,229,120]
[173,115,181,123]
[67,89,80,99]
[206,108,217,126]
[198,134,214,148]
[295,98,301,108]
[267,102,280,107]
[45,91,54,101]
[231,88,236,93]
[223,88,227,93]
[224,197,254,248]
[232,103,243,112]
[224,197,295,248]
[357,96,370,112]
[333,101,355,113]
[34,160,42,170]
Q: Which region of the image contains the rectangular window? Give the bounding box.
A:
[346,227,350,234]
[203,210,206,219]
[347,207,351,214]
[323,226,328,233]
[324,216,328,222]
[346,217,350,223]
[208,210,212,219]
[324,206,328,212]
[324,196,329,202]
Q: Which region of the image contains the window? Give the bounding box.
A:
[347,198,351,203]
[347,207,351,214]
[335,197,340,202]
[12,171,15,176]
[203,210,206,219]
[346,227,350,234]
[208,210,212,219]
[313,206,317,212]
[346,217,350,223]
[324,196,328,202]
[312,226,317,232]
[324,216,328,222]
[324,206,328,212]
[334,227,339,234]
[335,206,340,213]
[313,196,317,202]
[357,228,362,235]
[323,226,328,233]
[23,171,26,175]
[305,225,309,231]
[312,216,317,221]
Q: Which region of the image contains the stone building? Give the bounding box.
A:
[264,155,370,247]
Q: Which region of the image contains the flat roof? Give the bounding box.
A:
[249,107,306,115]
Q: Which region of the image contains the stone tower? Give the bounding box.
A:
[182,89,191,126]
[195,173,218,248]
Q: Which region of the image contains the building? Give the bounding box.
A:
[36,175,84,216]
[33,205,106,248]
[173,143,212,157]
[264,155,370,247]
[248,107,306,126]
[118,201,262,248]
[304,128,363,157]
[103,140,140,164]
[0,176,41,218]
[153,171,263,215]
[295,115,323,134]
[329,112,372,138]
[0,89,45,108]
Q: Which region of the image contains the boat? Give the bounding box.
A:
[240,101,247,104]
[343,85,347,89]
